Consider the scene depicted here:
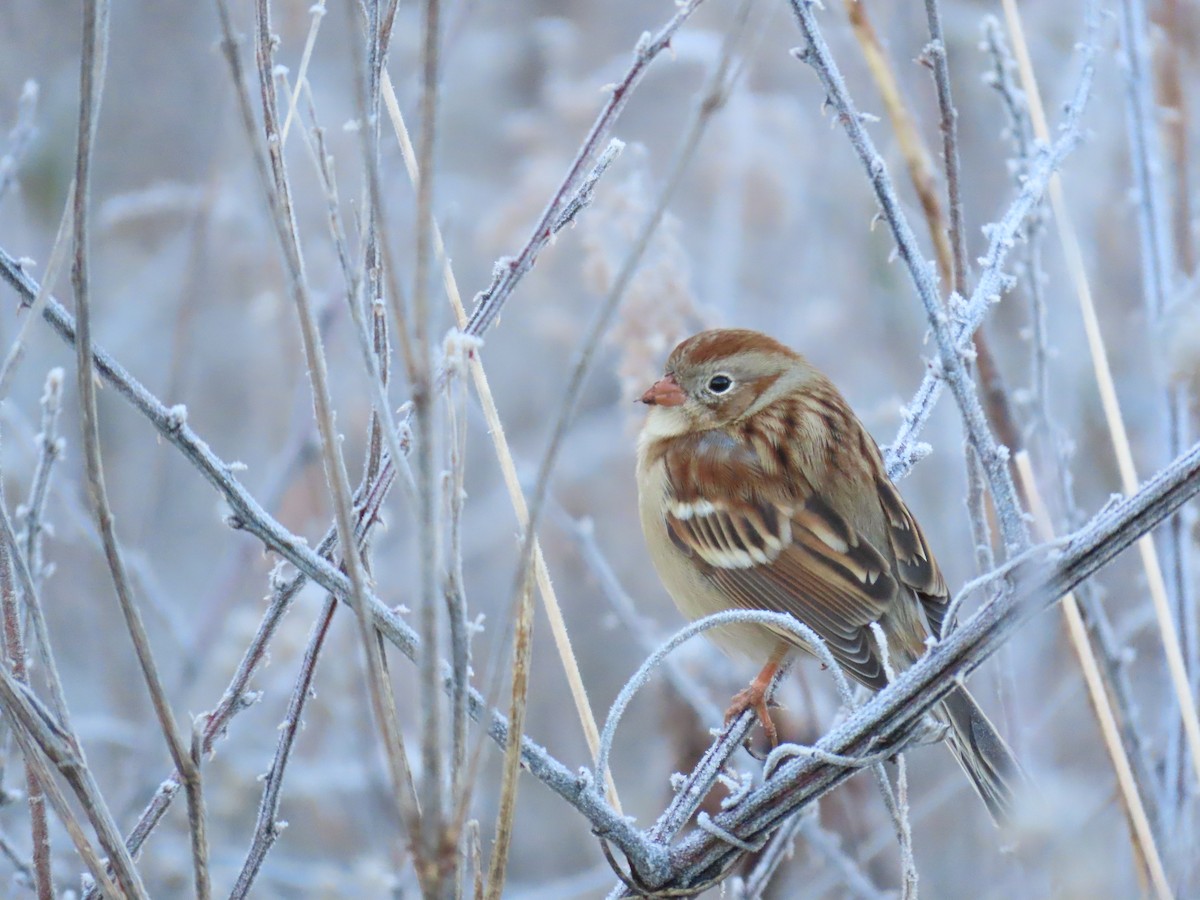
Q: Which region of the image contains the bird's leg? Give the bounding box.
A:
[725,644,789,747]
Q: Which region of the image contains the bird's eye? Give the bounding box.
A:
[707,374,733,394]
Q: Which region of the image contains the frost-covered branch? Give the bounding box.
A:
[463,0,710,338]
[1117,0,1196,827]
[640,435,1200,893]
[784,2,1093,520]
[883,50,1093,483]
[0,247,668,886]
[788,0,1031,553]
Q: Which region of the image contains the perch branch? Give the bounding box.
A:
[650,437,1200,893]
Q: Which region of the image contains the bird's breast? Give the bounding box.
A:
[636,447,784,660]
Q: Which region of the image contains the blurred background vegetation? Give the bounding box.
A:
[0,0,1198,896]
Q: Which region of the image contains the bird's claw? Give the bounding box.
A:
[725,684,779,748]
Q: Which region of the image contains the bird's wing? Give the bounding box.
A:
[661,431,895,689]
[875,471,950,637]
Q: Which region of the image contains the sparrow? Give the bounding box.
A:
[636,328,1022,823]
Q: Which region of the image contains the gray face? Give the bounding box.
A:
[675,364,739,410]
[672,354,793,428]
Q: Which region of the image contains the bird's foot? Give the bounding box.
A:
[725,682,779,748]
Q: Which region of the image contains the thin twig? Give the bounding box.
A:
[1000,0,1200,794]
[1016,453,1170,897]
[789,0,1029,555]
[338,0,416,502]
[1117,0,1194,827]
[483,572,533,900]
[70,2,209,895]
[229,597,337,897]
[463,0,711,339]
[869,625,916,899]
[351,4,419,395]
[980,17,1053,443]
[871,24,1093,484]
[922,0,967,298]
[922,0,1019,581]
[965,445,996,574]
[441,335,471,831]
[0,667,137,898]
[0,444,51,899]
[243,0,422,885]
[19,369,65,595]
[410,1,448,888]
[0,183,74,402]
[279,0,325,145]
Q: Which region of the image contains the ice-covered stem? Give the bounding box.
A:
[463,0,709,338]
[653,435,1200,892]
[82,471,394,900]
[442,341,471,805]
[788,0,1031,552]
[922,0,1020,578]
[882,45,1094,482]
[0,458,51,899]
[408,0,447,881]
[20,369,64,593]
[1117,0,1196,824]
[0,250,675,881]
[981,16,1052,439]
[229,597,338,898]
[70,1,209,895]
[922,0,967,298]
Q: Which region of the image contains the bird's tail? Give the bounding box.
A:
[937,686,1027,826]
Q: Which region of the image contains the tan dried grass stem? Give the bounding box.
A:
[1001,0,1200,790]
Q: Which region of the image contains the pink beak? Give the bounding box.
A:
[639,374,686,407]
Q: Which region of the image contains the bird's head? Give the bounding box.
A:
[639,328,818,438]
